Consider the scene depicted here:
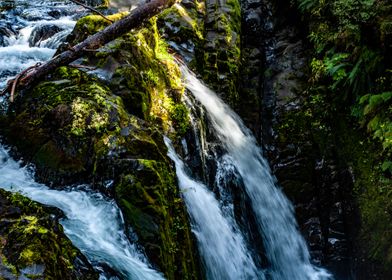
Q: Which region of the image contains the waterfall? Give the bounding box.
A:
[1,1,337,279]
[177,64,332,280]
[165,138,262,280]
[0,146,164,280]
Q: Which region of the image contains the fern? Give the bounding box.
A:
[298,0,319,12]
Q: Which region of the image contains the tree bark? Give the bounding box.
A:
[2,0,176,96]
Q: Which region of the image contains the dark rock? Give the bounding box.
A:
[0,22,15,47]
[29,24,63,47]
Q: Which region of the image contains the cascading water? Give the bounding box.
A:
[0,1,77,89]
[165,137,262,280]
[0,146,164,280]
[178,64,333,280]
[0,1,164,279]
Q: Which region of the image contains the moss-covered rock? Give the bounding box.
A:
[0,188,97,280]
[3,67,127,185]
[202,0,241,106]
[115,159,199,279]
[158,1,205,66]
[157,0,242,107]
[1,13,200,279]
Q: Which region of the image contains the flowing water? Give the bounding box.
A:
[0,147,164,279]
[0,0,78,89]
[0,1,163,279]
[165,137,262,280]
[177,65,333,280]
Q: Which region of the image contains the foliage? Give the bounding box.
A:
[295,0,392,162]
[293,0,392,271]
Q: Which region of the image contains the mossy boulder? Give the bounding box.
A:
[0,188,97,280]
[157,0,242,107]
[158,1,205,65]
[115,159,199,279]
[1,14,200,279]
[3,67,127,185]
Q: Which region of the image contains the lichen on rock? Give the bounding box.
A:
[157,0,242,107]
[0,188,97,280]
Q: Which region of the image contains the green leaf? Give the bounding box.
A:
[381,161,392,172]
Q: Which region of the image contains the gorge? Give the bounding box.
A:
[0,0,391,280]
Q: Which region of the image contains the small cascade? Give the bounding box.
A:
[0,146,164,280]
[165,138,262,280]
[179,64,332,280]
[0,0,78,89]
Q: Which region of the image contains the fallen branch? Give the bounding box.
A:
[1,0,176,98]
[10,63,42,102]
[69,0,114,23]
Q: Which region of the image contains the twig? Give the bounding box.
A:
[69,64,97,70]
[69,0,114,23]
[9,63,42,102]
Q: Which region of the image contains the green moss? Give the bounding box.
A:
[115,159,199,280]
[70,12,129,42]
[0,189,97,279]
[105,18,187,134]
[333,121,392,273]
[201,0,242,106]
[168,103,190,136]
[160,3,204,41]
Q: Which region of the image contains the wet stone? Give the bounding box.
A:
[29,24,63,47]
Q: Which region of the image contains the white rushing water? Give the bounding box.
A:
[165,138,262,280]
[180,65,332,280]
[0,146,164,280]
[0,1,77,89]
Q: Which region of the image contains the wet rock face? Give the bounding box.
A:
[157,0,242,107]
[0,188,97,280]
[29,24,63,47]
[0,22,15,47]
[157,0,205,64]
[238,0,264,137]
[203,0,242,107]
[256,2,354,278]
